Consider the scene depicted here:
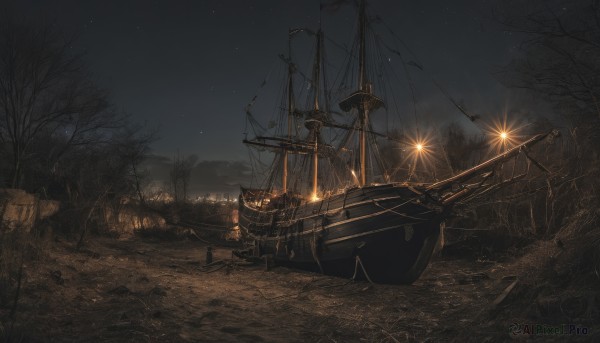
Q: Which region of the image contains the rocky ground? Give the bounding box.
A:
[1,232,597,342]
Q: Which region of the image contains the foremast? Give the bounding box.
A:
[242,27,329,201]
[283,29,296,194]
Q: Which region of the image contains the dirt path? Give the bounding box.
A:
[5,236,566,342]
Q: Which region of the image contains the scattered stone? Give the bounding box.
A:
[458,272,489,284]
[206,246,213,265]
[536,295,562,318]
[554,238,564,249]
[199,311,219,321]
[150,286,167,296]
[220,326,243,334]
[108,285,131,295]
[50,270,64,285]
[560,296,587,318]
[263,254,274,271]
[207,298,224,306]
[236,333,264,342]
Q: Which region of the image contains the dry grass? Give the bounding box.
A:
[1,192,598,342]
[0,225,51,343]
[467,198,600,341]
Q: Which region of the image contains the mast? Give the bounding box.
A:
[305,29,324,200]
[338,0,384,187]
[358,0,367,91]
[312,30,323,200]
[358,0,368,186]
[283,29,295,194]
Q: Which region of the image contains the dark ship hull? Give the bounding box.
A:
[237,0,557,284]
[239,183,446,284]
[238,131,556,284]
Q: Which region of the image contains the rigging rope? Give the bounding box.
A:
[373,14,488,135]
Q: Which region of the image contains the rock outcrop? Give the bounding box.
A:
[0,188,60,231]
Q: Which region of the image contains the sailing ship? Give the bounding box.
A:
[237,0,556,284]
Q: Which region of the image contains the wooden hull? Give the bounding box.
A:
[239,183,446,284]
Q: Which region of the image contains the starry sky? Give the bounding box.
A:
[13,0,530,195]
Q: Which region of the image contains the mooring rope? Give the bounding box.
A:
[352,255,375,285]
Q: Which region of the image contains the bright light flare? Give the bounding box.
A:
[485,114,523,153]
[310,193,320,202]
[402,132,436,181]
[408,138,430,157]
[490,127,515,152]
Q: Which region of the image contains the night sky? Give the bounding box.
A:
[14,0,528,195]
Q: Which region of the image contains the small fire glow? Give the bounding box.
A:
[310,193,320,202]
[350,169,360,185]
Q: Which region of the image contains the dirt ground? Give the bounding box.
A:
[2,233,596,342]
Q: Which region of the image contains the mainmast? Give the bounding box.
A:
[357,0,368,186]
[358,0,367,91]
[339,0,384,187]
[305,29,325,200]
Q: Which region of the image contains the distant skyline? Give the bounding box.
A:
[13,0,536,193]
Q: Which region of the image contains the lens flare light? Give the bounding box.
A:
[401,131,437,181]
[483,112,528,154]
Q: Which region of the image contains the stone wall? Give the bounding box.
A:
[101,206,167,234]
[0,189,60,231]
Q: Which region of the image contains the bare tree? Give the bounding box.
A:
[170,153,197,203]
[114,126,158,206]
[494,0,600,156]
[492,0,600,234]
[442,122,486,172]
[0,9,160,245]
[58,125,157,246]
[0,11,120,189]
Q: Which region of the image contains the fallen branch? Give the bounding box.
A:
[492,279,519,307]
